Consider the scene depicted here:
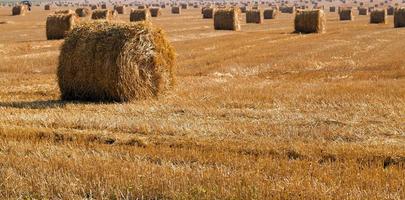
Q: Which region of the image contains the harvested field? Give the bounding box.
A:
[0,5,404,200]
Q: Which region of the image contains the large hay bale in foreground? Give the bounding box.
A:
[75,8,91,17]
[44,4,51,10]
[358,7,368,15]
[91,9,117,20]
[202,7,215,18]
[214,8,241,31]
[12,5,27,16]
[46,13,77,40]
[171,6,181,14]
[149,7,161,17]
[294,9,326,33]
[263,8,278,19]
[370,9,387,23]
[115,5,126,14]
[246,9,263,23]
[394,8,405,27]
[130,9,151,21]
[339,8,354,20]
[58,21,176,102]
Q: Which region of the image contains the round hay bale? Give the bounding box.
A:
[75,7,91,17]
[370,9,387,24]
[91,5,98,10]
[330,6,336,12]
[263,8,278,19]
[12,5,27,16]
[91,9,117,20]
[171,6,181,14]
[44,4,51,10]
[294,9,326,33]
[202,7,215,18]
[358,7,369,15]
[58,21,176,102]
[114,5,126,14]
[394,7,405,28]
[339,8,354,20]
[101,4,107,9]
[54,10,75,15]
[149,7,162,17]
[130,9,151,22]
[214,8,241,31]
[46,12,78,40]
[246,9,263,23]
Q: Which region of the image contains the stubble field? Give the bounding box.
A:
[0,6,404,199]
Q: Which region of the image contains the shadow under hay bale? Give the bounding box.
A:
[130,9,151,22]
[358,7,368,15]
[91,9,117,20]
[339,8,354,20]
[294,9,326,33]
[202,7,215,18]
[171,6,181,14]
[263,8,278,19]
[58,21,176,102]
[394,8,405,27]
[370,9,387,24]
[246,9,263,23]
[149,7,161,17]
[114,5,126,14]
[75,8,91,17]
[12,5,27,16]
[214,8,241,31]
[46,11,78,40]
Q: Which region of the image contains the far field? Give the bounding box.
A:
[0,5,404,199]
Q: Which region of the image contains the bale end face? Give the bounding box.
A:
[130,9,151,22]
[58,21,176,102]
[294,9,326,34]
[214,8,241,31]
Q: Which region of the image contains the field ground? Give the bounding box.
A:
[0,6,404,199]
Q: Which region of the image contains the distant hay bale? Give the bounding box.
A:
[91,5,98,10]
[91,9,117,20]
[58,21,176,102]
[339,8,354,20]
[149,7,161,17]
[240,6,247,13]
[75,8,91,17]
[329,6,336,12]
[171,6,181,14]
[54,10,75,15]
[294,9,326,33]
[12,5,27,16]
[46,12,78,40]
[394,8,405,27]
[263,8,278,19]
[138,5,146,9]
[214,8,241,31]
[181,4,188,9]
[358,7,368,15]
[246,9,263,23]
[387,6,394,15]
[202,7,215,18]
[160,4,166,8]
[44,4,51,10]
[130,9,151,21]
[280,6,295,14]
[370,9,387,23]
[101,4,107,9]
[115,5,126,14]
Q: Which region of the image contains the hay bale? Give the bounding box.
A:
[75,8,91,17]
[46,13,77,40]
[91,5,98,10]
[12,5,27,16]
[370,9,387,23]
[330,6,336,12]
[246,9,263,23]
[91,9,117,20]
[58,21,176,102]
[149,7,161,17]
[44,4,51,10]
[240,6,247,13]
[214,8,241,31]
[138,5,146,9]
[181,4,188,9]
[160,4,166,9]
[339,8,354,20]
[202,7,215,18]
[358,7,368,15]
[101,4,107,9]
[263,8,278,19]
[130,9,151,21]
[394,8,405,27]
[171,6,181,14]
[294,9,326,33]
[54,10,75,15]
[280,6,295,13]
[115,5,126,14]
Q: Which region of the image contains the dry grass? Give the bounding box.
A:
[0,7,404,199]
